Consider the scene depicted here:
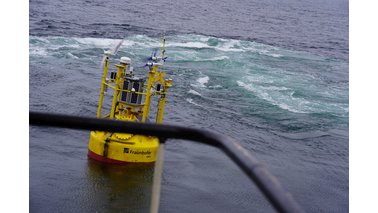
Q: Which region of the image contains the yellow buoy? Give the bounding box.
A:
[88,38,172,164]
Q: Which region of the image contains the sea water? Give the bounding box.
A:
[30,0,348,212]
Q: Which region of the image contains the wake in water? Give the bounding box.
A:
[30,34,348,120]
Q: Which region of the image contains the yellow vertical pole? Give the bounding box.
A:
[97,56,109,118]
[156,94,166,124]
[158,37,166,73]
[110,64,126,119]
[142,65,157,122]
[156,79,172,124]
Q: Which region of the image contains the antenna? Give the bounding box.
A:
[158,36,167,72]
[100,39,124,68]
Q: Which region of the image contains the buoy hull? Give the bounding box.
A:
[88,131,159,163]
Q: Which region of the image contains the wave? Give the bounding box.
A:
[66,52,79,59]
[201,56,230,62]
[29,34,307,61]
[208,85,222,89]
[29,34,348,119]
[188,89,201,96]
[191,76,209,88]
[29,48,48,56]
[73,37,117,47]
[236,80,347,116]
[237,81,311,114]
[169,42,211,49]
[185,98,201,107]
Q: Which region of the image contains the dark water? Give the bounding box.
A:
[29,0,348,212]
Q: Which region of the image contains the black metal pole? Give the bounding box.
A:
[29,111,305,213]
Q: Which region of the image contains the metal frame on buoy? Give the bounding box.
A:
[97,38,172,124]
[88,38,173,163]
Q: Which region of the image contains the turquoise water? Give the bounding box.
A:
[30,34,348,118]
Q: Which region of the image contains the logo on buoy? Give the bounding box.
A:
[124,148,151,155]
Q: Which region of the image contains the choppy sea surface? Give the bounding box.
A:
[29,0,348,212]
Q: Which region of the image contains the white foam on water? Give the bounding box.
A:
[199,37,209,42]
[217,40,245,52]
[73,37,119,47]
[185,98,201,107]
[167,36,246,52]
[33,36,126,51]
[204,56,230,61]
[256,49,283,58]
[29,48,48,56]
[30,37,82,57]
[67,52,79,59]
[196,76,209,87]
[188,89,201,96]
[30,37,51,56]
[171,50,199,61]
[268,53,283,58]
[169,42,211,49]
[132,41,157,48]
[264,86,290,91]
[73,37,135,50]
[190,75,210,89]
[209,85,222,89]
[237,80,307,113]
[230,39,286,58]
[191,55,229,62]
[246,75,275,84]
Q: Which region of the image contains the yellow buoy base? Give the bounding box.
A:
[88,131,159,163]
